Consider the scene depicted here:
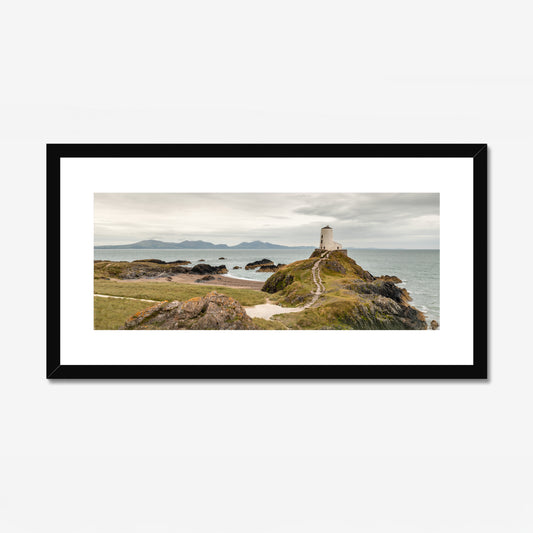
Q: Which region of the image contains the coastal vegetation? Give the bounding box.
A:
[94,279,267,329]
[94,280,267,306]
[93,252,429,330]
[261,251,427,330]
[94,297,159,330]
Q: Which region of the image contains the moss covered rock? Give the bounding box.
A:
[94,260,190,280]
[262,271,295,293]
[122,291,256,330]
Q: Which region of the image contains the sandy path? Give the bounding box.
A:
[94,294,160,303]
[305,252,328,308]
[244,252,330,320]
[244,300,303,319]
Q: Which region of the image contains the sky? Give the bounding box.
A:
[94,193,440,249]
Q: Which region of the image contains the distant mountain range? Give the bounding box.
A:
[94,239,311,250]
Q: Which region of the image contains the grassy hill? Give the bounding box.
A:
[262,251,427,330]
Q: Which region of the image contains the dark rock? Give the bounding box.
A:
[198,259,205,262]
[430,320,439,330]
[166,276,173,282]
[233,266,241,270]
[245,259,274,270]
[195,275,216,283]
[166,266,190,275]
[336,278,426,329]
[377,275,402,283]
[122,291,256,330]
[166,259,191,265]
[218,257,226,260]
[345,280,411,305]
[132,259,167,264]
[190,264,228,275]
[262,272,294,293]
[257,263,286,272]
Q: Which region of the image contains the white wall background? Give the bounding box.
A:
[0,1,531,531]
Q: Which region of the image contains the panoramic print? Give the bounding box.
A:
[94,193,440,331]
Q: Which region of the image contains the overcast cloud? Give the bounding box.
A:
[94,193,439,249]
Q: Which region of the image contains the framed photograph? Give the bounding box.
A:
[47,144,487,379]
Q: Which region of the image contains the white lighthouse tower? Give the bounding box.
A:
[317,225,346,254]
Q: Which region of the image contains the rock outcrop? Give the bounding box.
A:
[95,260,227,279]
[132,258,167,264]
[166,259,192,265]
[195,275,216,283]
[94,260,190,280]
[377,275,402,283]
[245,259,274,270]
[262,271,294,293]
[190,264,228,275]
[257,263,286,272]
[132,259,190,265]
[122,292,256,330]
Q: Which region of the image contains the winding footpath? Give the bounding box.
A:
[245,251,330,319]
[304,251,329,309]
[94,294,160,303]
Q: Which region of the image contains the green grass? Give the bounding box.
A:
[94,297,157,330]
[252,317,289,330]
[94,280,268,307]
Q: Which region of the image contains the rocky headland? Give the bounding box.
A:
[262,250,428,329]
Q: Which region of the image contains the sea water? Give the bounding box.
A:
[94,248,440,325]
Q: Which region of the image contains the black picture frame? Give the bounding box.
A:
[47,143,487,380]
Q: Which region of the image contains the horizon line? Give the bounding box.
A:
[94,244,440,250]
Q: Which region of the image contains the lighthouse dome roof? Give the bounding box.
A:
[322,225,332,229]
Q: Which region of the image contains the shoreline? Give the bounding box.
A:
[224,271,268,283]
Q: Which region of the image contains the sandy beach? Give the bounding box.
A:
[244,302,303,319]
[121,273,265,290]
